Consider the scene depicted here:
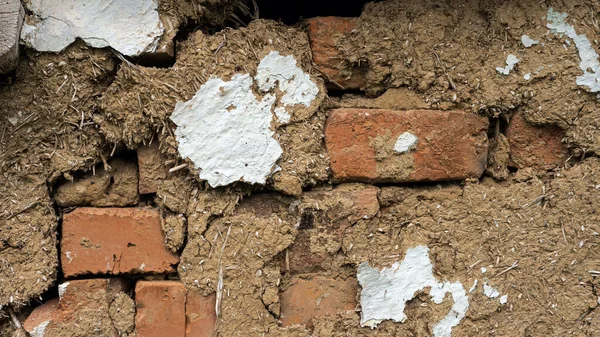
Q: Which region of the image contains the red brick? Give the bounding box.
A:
[186,290,216,337]
[138,141,168,195]
[24,279,129,336]
[61,208,179,277]
[136,281,186,337]
[506,112,568,169]
[280,276,357,326]
[307,17,365,90]
[325,109,489,183]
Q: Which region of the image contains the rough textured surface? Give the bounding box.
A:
[135,281,186,337]
[325,109,489,183]
[0,0,23,74]
[280,275,357,327]
[21,0,164,56]
[162,213,187,253]
[109,292,136,337]
[53,158,139,207]
[61,208,178,277]
[138,142,169,195]
[23,279,131,337]
[306,17,365,90]
[507,112,569,170]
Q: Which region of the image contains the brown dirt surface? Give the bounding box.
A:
[100,19,329,195]
[337,0,600,157]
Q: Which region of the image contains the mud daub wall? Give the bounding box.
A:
[3,0,600,336]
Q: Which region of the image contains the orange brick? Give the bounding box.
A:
[138,142,168,195]
[186,290,216,337]
[280,276,357,326]
[136,281,186,337]
[307,17,365,90]
[24,279,129,336]
[506,112,568,169]
[61,208,179,277]
[325,109,489,183]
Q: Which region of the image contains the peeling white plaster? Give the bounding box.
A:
[255,51,319,109]
[481,267,487,274]
[521,35,539,48]
[357,246,468,337]
[64,251,73,264]
[28,320,50,337]
[483,282,500,298]
[496,54,520,75]
[547,8,600,92]
[394,132,418,154]
[500,294,508,305]
[20,0,164,56]
[170,52,318,187]
[170,74,281,187]
[524,73,531,80]
[58,282,70,300]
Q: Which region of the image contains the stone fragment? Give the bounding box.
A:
[186,290,217,337]
[325,109,489,183]
[61,208,178,277]
[138,142,168,195]
[506,112,568,170]
[306,17,366,89]
[280,275,357,326]
[135,281,186,337]
[20,0,164,56]
[54,158,138,207]
[162,213,187,253]
[0,0,24,74]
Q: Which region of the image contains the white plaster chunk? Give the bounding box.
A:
[483,282,500,299]
[274,107,291,124]
[170,73,282,187]
[496,54,520,75]
[20,0,164,56]
[58,281,70,299]
[28,320,50,337]
[521,35,539,48]
[394,132,418,154]
[547,8,600,92]
[357,245,468,337]
[469,279,478,293]
[500,294,508,305]
[255,50,319,121]
[524,73,531,80]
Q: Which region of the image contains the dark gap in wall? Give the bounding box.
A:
[327,88,364,98]
[254,0,373,25]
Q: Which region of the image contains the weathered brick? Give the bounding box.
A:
[280,275,357,326]
[307,17,365,90]
[186,290,216,337]
[24,279,130,337]
[138,141,169,195]
[54,158,139,207]
[506,112,568,170]
[325,109,489,183]
[135,281,186,337]
[286,184,379,274]
[61,208,179,277]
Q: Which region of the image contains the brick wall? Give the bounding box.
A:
[14,12,570,337]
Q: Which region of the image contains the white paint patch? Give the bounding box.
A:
[170,52,318,187]
[547,8,600,92]
[170,74,281,187]
[65,251,73,264]
[357,246,468,337]
[58,282,70,300]
[20,0,164,56]
[394,132,418,154]
[255,51,319,109]
[500,294,508,305]
[480,267,487,274]
[496,54,520,75]
[521,35,539,48]
[483,282,500,298]
[28,320,50,337]
[524,73,531,80]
